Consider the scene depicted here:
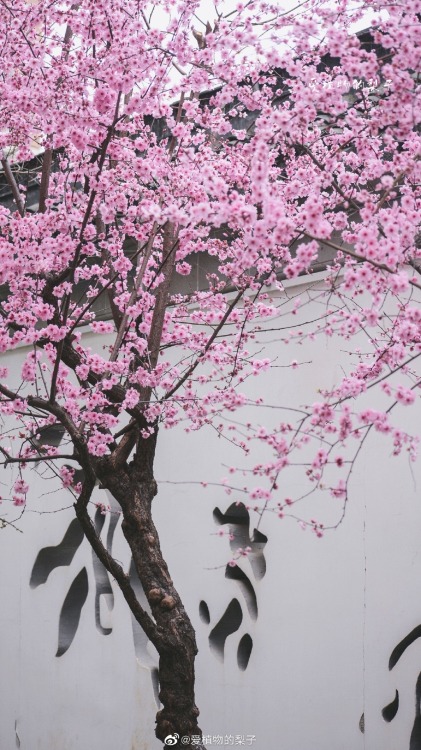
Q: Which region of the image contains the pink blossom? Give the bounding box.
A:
[395,385,415,406]
[60,466,75,489]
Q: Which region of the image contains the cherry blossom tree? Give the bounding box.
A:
[0,0,420,746]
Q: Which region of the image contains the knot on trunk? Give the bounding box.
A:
[148,588,176,610]
[148,587,164,602]
[160,595,176,610]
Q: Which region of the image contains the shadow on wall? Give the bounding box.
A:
[199,502,268,672]
[357,627,421,748]
[30,503,162,705]
[382,628,421,749]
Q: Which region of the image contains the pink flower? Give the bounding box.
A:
[395,385,415,405]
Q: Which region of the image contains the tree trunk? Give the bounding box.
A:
[96,461,204,748]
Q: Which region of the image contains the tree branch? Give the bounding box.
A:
[304,232,421,291]
[0,383,89,460]
[96,211,124,329]
[74,480,158,644]
[1,157,25,216]
[147,222,178,371]
[109,222,160,363]
[0,448,76,466]
[164,288,245,400]
[109,421,138,469]
[38,148,53,213]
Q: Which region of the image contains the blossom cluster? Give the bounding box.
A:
[0,0,418,534]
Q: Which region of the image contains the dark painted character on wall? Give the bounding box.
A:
[380,626,421,749]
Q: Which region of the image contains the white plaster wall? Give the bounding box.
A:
[0,274,420,750]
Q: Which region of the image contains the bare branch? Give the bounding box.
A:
[1,157,25,216]
[0,447,75,467]
[0,517,24,533]
[109,422,138,469]
[74,480,158,643]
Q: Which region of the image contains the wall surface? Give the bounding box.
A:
[1,275,421,750]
